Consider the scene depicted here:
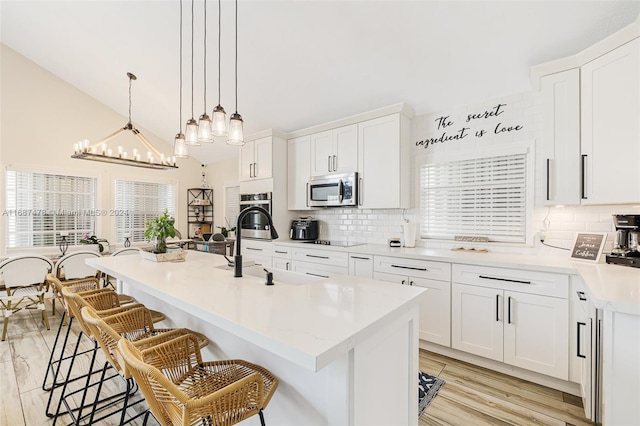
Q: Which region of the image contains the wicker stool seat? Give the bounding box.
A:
[118,334,278,426]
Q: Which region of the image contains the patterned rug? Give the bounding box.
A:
[419,371,445,416]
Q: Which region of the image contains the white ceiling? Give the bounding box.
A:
[2,1,639,165]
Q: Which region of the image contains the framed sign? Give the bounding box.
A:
[570,233,607,262]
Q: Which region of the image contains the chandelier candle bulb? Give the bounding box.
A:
[122,151,128,159]
[118,146,123,157]
[102,144,107,155]
[107,148,113,157]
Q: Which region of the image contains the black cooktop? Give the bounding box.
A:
[302,239,364,247]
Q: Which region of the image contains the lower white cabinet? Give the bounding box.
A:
[452,281,569,380]
[349,253,373,278]
[570,277,596,421]
[241,240,272,267]
[290,246,349,278]
[272,245,292,271]
[374,271,450,347]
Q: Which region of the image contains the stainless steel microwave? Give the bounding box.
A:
[308,172,358,207]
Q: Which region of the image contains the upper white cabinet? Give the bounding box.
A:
[358,114,411,209]
[310,124,358,176]
[288,136,311,210]
[240,136,273,182]
[537,68,581,206]
[581,38,640,204]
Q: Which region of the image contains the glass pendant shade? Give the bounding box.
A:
[197,113,214,143]
[185,118,200,145]
[226,112,244,146]
[173,132,188,158]
[211,105,228,136]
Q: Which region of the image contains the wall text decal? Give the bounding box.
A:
[415,103,524,149]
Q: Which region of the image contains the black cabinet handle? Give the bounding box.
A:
[577,322,586,358]
[391,264,427,272]
[576,291,587,301]
[246,247,262,251]
[401,279,406,285]
[546,158,551,201]
[350,256,370,260]
[479,275,531,285]
[306,254,329,259]
[496,294,500,322]
[274,250,288,254]
[409,281,414,286]
[306,183,309,207]
[306,272,329,279]
[581,154,588,199]
[507,296,512,324]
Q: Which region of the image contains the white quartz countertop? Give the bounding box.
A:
[275,240,640,315]
[87,251,425,372]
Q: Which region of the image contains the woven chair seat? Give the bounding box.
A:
[7,285,42,298]
[117,294,136,305]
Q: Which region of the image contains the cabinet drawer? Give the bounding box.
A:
[374,256,450,281]
[291,247,348,268]
[452,264,568,298]
[291,261,348,279]
[272,245,293,259]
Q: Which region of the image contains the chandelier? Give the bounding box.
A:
[72,72,178,170]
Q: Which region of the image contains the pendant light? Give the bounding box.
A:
[197,0,213,143]
[173,0,188,158]
[211,0,227,137]
[185,0,200,146]
[226,0,244,146]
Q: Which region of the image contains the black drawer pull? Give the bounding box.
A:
[391,264,427,272]
[507,296,512,324]
[246,247,262,251]
[305,272,329,279]
[479,275,531,285]
[577,322,586,358]
[350,256,370,260]
[306,254,329,259]
[576,291,587,301]
[274,250,288,254]
[496,294,500,322]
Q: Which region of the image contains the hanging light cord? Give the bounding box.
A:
[128,74,133,125]
[190,0,195,119]
[217,0,221,106]
[234,0,238,113]
[179,0,183,129]
[203,0,207,110]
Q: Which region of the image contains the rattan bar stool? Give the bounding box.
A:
[118,334,278,426]
[81,306,209,425]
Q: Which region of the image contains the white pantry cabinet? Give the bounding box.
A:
[310,124,358,177]
[373,256,451,346]
[451,264,569,380]
[581,38,640,204]
[357,114,411,209]
[287,136,312,210]
[537,68,581,206]
[239,137,273,182]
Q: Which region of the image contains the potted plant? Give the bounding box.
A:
[80,234,108,253]
[144,209,176,254]
[216,218,237,239]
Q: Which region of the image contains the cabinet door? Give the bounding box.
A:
[358,114,402,209]
[290,261,348,278]
[310,130,333,176]
[411,277,451,347]
[581,39,640,204]
[253,137,273,180]
[333,124,358,173]
[538,69,580,206]
[272,258,290,271]
[451,283,503,362]
[288,136,312,210]
[239,140,255,181]
[349,253,373,278]
[503,291,569,380]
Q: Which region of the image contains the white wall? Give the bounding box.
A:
[203,158,239,233]
[0,44,203,256]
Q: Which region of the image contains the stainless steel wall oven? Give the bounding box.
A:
[239,192,273,239]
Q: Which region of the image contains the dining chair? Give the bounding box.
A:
[118,333,278,426]
[0,254,54,341]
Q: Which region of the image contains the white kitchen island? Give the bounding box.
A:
[87,250,426,425]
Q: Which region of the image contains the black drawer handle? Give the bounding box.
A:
[496,294,500,322]
[246,247,262,251]
[274,250,288,254]
[581,154,588,199]
[577,322,586,358]
[546,158,551,201]
[305,272,329,279]
[479,275,531,285]
[576,291,587,301]
[306,254,329,259]
[391,264,427,272]
[350,256,370,260]
[507,296,512,324]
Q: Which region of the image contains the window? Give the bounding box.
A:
[224,185,240,230]
[114,180,176,243]
[419,147,530,244]
[5,170,97,248]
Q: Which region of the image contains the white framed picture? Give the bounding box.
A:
[570,232,607,263]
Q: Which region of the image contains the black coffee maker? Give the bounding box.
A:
[605,214,640,268]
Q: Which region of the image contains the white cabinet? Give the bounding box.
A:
[373,256,451,346]
[581,38,640,204]
[239,137,273,182]
[272,245,292,271]
[537,68,581,206]
[287,136,311,210]
[349,253,373,278]
[357,114,411,209]
[241,239,272,267]
[570,277,596,421]
[451,264,569,380]
[290,246,349,278]
[310,124,358,176]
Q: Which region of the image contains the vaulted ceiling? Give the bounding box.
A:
[2,1,638,164]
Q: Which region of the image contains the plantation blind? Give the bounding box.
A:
[420,152,528,243]
[114,180,176,243]
[224,185,240,230]
[5,171,96,248]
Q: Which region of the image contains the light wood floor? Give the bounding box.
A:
[2,302,592,426]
